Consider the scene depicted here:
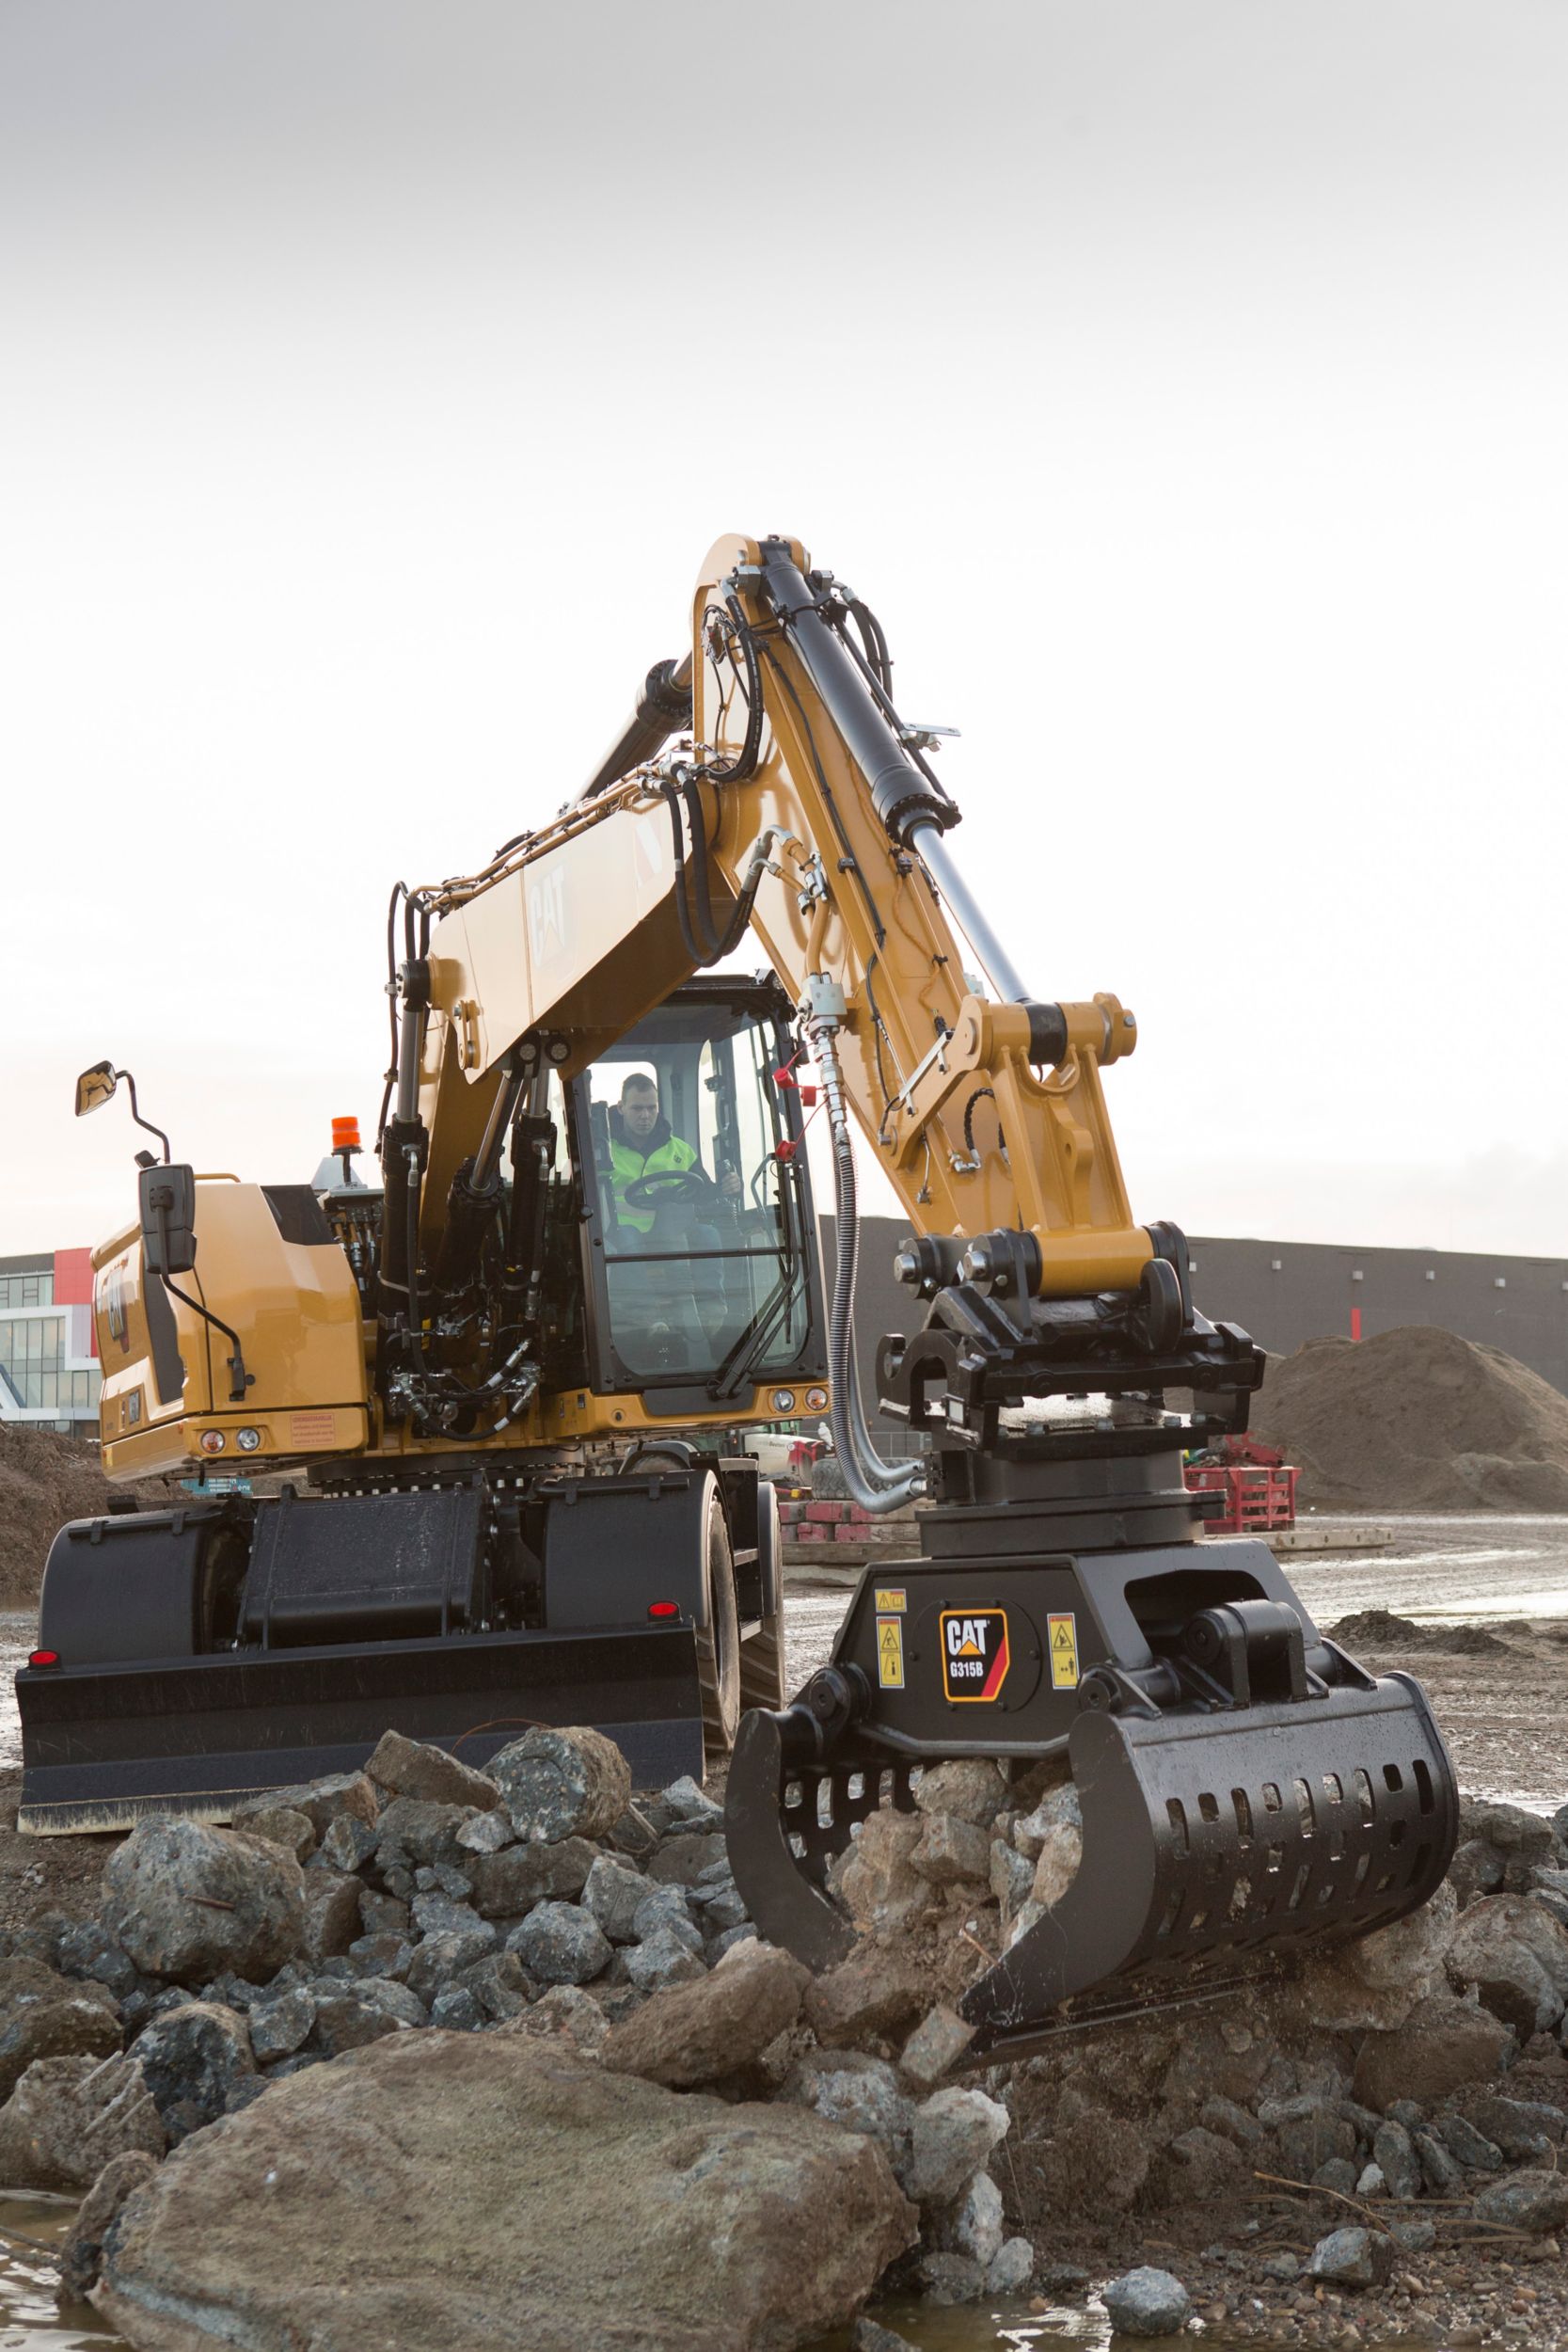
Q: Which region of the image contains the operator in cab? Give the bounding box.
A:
[608,1073,740,1233]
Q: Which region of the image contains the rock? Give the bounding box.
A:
[448,1949,530,2023]
[1372,2119,1421,2201]
[1472,2167,1568,2234]
[1448,1894,1568,2034]
[603,1942,809,2089]
[298,1867,363,1965]
[487,1725,631,1844]
[944,2169,1004,2265]
[1101,2265,1192,2335]
[807,1943,929,2047]
[1437,2111,1504,2169]
[580,1853,650,1945]
[1261,2251,1301,2282]
[406,1925,499,2005]
[1388,2215,1436,2252]
[987,2236,1035,2295]
[103,1819,306,1986]
[1413,2126,1464,2194]
[1353,1994,1513,2109]
[1460,1796,1557,1864]
[348,1931,414,1982]
[373,1797,477,1869]
[411,1889,488,1941]
[0,2052,166,2191]
[912,1759,1006,1828]
[235,1771,377,1837]
[779,2049,913,2158]
[851,2320,920,2352]
[358,1887,410,1940]
[1264,2092,1355,2183]
[898,2005,976,2090]
[909,1812,990,1886]
[990,1838,1034,1923]
[646,1832,728,1888]
[55,1918,139,2001]
[1449,1838,1507,1905]
[660,1773,723,1829]
[623,1929,708,1994]
[310,1988,408,2056]
[903,2085,1009,2205]
[467,1838,597,1917]
[430,1986,484,2031]
[95,2030,916,2351]
[1464,2092,1567,2161]
[133,2001,256,2138]
[1292,1883,1458,2029]
[317,1814,379,1874]
[1355,2163,1386,2197]
[365,1729,502,1811]
[1168,2124,1246,2198]
[1199,2094,1263,2150]
[454,1808,513,1855]
[914,2249,984,2303]
[0,1956,121,2100]
[501,1984,609,2054]
[832,1810,927,1937]
[58,2147,160,2300]
[229,1804,315,1863]
[248,1988,315,2064]
[632,1884,704,1952]
[509,1902,611,1987]
[1307,2228,1395,2288]
[1026,1784,1083,1909]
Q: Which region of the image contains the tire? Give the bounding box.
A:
[697,1490,742,1758]
[739,1610,789,1712]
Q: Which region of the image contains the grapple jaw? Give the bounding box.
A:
[724,1534,1460,2056]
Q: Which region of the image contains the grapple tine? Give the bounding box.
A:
[724,1710,857,1972]
[959,1670,1459,2063]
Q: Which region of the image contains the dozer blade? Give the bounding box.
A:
[962,1669,1457,2062]
[17,1624,704,1835]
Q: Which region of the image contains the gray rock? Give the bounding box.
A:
[55,1918,139,2001]
[365,1730,501,1812]
[96,2030,917,2351]
[509,1902,611,1987]
[58,2148,160,2300]
[915,2249,985,2304]
[467,1838,597,1918]
[689,1882,748,1933]
[622,1930,706,1994]
[374,1797,477,1869]
[710,1922,757,1960]
[1437,2111,1504,2169]
[1199,2094,1263,2149]
[909,1812,990,1887]
[430,1986,485,2031]
[990,1838,1034,1922]
[898,2005,977,2090]
[248,1988,316,2063]
[1447,1893,1568,2034]
[851,2319,920,2352]
[1307,2227,1395,2288]
[1449,1838,1507,1904]
[406,1925,498,2005]
[353,1979,428,2028]
[1472,2166,1568,2234]
[102,1818,306,1986]
[912,1758,1006,1828]
[0,1957,121,2101]
[902,2086,1009,2205]
[1386,2097,1426,2131]
[600,1942,809,2090]
[411,1889,488,1941]
[414,1862,473,1899]
[230,1804,315,1863]
[318,1814,379,1874]
[1388,2216,1437,2252]
[1260,2252,1300,2282]
[659,1773,723,1828]
[501,1984,609,2054]
[1312,2156,1360,2197]
[489,1725,631,1844]
[132,2000,255,2138]
[1465,2092,1565,2161]
[987,2236,1035,2295]
[358,1887,410,1940]
[1353,1993,1514,2109]
[781,2048,913,2159]
[630,1884,702,1951]
[310,1989,410,2056]
[453,1950,533,2024]
[1355,2163,1386,2198]
[234,1770,377,1837]
[646,1831,729,1888]
[454,1809,514,1855]
[348,1932,415,1982]
[945,2169,1004,2265]
[1372,2119,1421,2201]
[1413,2126,1465,2195]
[0,2051,165,2194]
[1101,2265,1192,2335]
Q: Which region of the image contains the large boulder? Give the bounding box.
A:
[601,1943,810,2089]
[1290,1883,1457,2032]
[1447,1894,1568,2035]
[103,1819,305,1985]
[1353,1993,1514,2110]
[96,2030,916,2352]
[60,2150,161,2301]
[132,2002,256,2139]
[487,1727,631,1844]
[365,1731,501,1813]
[0,2051,166,2192]
[232,1772,376,1839]
[0,1955,120,2099]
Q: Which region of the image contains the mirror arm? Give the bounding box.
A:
[119,1073,172,1166]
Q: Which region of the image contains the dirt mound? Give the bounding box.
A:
[0,1424,162,1613]
[1250,1325,1568,1511]
[1327,1608,1525,1657]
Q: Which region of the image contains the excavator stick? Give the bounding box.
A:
[725,1499,1459,2051]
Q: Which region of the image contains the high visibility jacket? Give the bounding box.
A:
[607,1114,699,1234]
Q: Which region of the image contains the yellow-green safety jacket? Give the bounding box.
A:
[607,1113,699,1234]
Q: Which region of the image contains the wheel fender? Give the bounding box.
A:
[541,1470,718,1630]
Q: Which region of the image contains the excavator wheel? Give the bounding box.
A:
[739,1611,789,1714]
[698,1491,741,1758]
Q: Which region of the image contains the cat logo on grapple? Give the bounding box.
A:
[938,1608,1010,1703]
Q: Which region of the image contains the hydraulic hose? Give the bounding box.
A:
[807,1014,924,1514]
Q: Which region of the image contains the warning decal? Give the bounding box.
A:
[876,1615,905,1690]
[1048,1612,1080,1690]
[939,1609,1011,1704]
[873,1587,907,1614]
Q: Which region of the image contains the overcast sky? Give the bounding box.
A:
[3,1,1566,1272]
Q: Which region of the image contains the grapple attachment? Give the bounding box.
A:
[725,1534,1459,2056]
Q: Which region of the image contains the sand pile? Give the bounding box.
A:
[1251,1325,1568,1511]
[0,1424,162,1611]
[1326,1607,1526,1656]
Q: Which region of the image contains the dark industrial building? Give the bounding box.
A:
[832,1220,1568,1422]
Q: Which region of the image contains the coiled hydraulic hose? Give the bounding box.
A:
[807,1014,925,1514]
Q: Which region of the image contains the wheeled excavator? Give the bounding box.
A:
[19,533,1458,2056]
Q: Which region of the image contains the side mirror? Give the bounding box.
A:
[138,1164,198,1279]
[75,1061,118,1118]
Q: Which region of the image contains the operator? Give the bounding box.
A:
[607,1073,740,1236]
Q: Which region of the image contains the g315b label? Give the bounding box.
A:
[939,1608,1011,1703]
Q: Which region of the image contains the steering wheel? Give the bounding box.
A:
[621,1168,725,1210]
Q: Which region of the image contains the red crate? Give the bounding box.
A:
[1183,1461,1299,1535]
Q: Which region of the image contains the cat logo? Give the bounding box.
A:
[103,1261,131,1354]
[938,1608,1011,1704]
[527,866,567,967]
